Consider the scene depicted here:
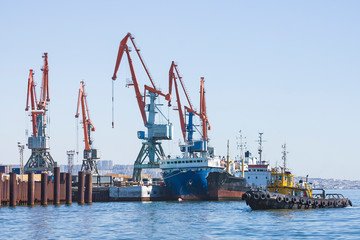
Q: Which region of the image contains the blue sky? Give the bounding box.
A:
[0,1,359,180]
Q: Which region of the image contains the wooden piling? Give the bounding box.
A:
[66,173,72,205]
[78,171,85,204]
[41,172,48,205]
[10,172,17,206]
[54,167,60,205]
[85,174,92,204]
[28,173,35,206]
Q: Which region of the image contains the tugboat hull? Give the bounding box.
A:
[243,190,352,210]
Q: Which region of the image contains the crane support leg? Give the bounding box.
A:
[24,150,55,173]
[132,141,166,182]
[81,159,99,175]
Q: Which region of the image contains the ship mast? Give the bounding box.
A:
[237,130,246,178]
[281,143,288,173]
[226,140,230,173]
[257,132,265,164]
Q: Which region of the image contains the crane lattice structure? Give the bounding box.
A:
[67,150,75,174]
[17,142,25,177]
[24,53,56,173]
[75,81,99,175]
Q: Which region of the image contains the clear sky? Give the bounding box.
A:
[0,1,359,180]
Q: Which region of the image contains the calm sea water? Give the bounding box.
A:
[0,189,359,239]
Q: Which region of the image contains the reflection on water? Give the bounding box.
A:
[0,189,358,239]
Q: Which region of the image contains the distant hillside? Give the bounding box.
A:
[295,176,360,189]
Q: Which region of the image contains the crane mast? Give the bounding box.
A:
[112,33,172,181]
[24,53,56,173]
[75,81,99,175]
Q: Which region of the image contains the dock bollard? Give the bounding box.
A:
[66,173,72,205]
[28,173,35,206]
[85,173,92,204]
[10,172,17,207]
[41,172,48,205]
[78,171,85,204]
[53,167,60,205]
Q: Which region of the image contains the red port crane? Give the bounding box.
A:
[25,53,50,137]
[24,53,55,173]
[168,62,210,142]
[112,32,173,181]
[75,81,99,174]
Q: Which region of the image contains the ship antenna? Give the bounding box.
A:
[257,132,266,164]
[237,130,247,178]
[226,140,230,173]
[281,143,289,172]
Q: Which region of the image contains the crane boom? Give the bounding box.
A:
[124,45,147,125]
[75,81,95,151]
[25,69,39,137]
[200,77,211,141]
[39,52,50,109]
[112,33,170,127]
[25,53,51,138]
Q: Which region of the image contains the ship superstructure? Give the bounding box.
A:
[242,133,271,189]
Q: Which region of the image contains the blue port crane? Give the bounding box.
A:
[168,62,211,157]
[112,33,173,181]
[24,53,56,173]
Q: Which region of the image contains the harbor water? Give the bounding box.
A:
[0,189,359,239]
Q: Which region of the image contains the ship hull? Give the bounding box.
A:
[243,190,353,210]
[162,169,219,200]
[207,172,251,201]
[109,185,171,201]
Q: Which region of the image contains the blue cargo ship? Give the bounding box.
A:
[160,141,224,200]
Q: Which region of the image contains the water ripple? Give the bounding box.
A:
[0,189,359,239]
